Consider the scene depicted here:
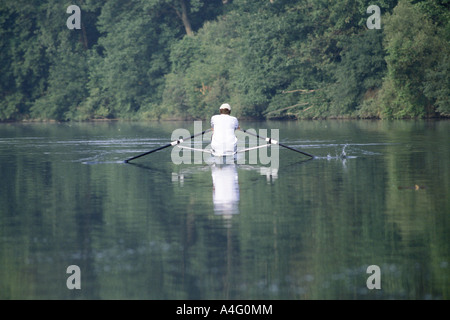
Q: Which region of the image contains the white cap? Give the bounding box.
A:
[219,103,231,111]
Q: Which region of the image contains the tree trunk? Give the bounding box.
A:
[180,0,193,36]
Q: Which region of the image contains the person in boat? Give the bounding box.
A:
[210,103,240,157]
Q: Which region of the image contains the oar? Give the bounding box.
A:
[239,129,315,159]
[124,129,210,163]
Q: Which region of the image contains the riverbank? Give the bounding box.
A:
[1,111,449,124]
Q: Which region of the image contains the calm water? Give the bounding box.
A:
[0,120,448,300]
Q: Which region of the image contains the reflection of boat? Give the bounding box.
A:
[211,163,240,217]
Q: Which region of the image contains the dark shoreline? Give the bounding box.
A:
[1,115,449,124]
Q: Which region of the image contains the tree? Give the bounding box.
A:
[30,0,93,120]
[85,0,225,119]
[1,0,447,120]
[161,17,236,119]
[0,1,48,120]
[379,0,449,118]
[327,30,386,117]
[0,0,102,121]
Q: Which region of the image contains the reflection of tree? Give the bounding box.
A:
[382,121,450,298]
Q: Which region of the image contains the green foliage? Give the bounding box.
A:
[328,30,387,117]
[229,6,301,117]
[0,1,48,120]
[423,54,450,116]
[0,0,448,121]
[162,18,235,119]
[376,0,449,118]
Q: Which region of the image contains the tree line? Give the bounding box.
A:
[1,0,448,121]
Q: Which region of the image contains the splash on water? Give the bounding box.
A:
[341,144,348,158]
[323,144,353,160]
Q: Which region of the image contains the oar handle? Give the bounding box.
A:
[125,129,210,163]
[240,128,315,159]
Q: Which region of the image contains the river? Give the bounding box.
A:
[0,120,448,299]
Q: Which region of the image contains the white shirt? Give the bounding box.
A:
[210,114,239,155]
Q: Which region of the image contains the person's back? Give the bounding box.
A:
[211,103,239,156]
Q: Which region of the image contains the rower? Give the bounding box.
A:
[210,103,240,158]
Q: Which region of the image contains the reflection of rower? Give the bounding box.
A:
[211,163,240,218]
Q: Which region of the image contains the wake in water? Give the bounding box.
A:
[313,144,357,160]
[81,139,385,165]
[82,160,126,165]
